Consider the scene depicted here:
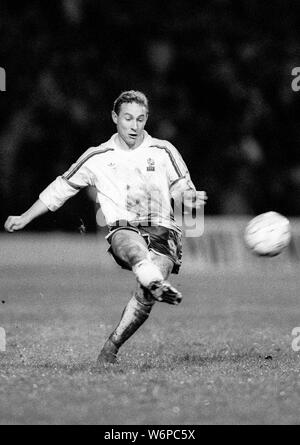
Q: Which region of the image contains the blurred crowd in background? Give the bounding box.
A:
[1,0,300,232]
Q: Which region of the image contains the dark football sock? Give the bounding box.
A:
[109,293,154,349]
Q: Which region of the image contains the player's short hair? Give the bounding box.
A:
[113,90,149,115]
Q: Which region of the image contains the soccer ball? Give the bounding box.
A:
[244,211,291,257]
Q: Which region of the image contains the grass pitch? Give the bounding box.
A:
[0,234,300,425]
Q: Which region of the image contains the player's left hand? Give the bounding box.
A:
[183,190,208,210]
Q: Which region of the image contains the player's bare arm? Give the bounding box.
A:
[4,199,49,232]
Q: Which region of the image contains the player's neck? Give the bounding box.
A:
[116,132,145,151]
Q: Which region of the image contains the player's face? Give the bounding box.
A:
[112,102,148,149]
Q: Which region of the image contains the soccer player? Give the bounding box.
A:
[4,90,207,367]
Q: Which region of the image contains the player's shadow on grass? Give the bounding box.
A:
[173,350,273,366]
[108,350,270,372]
[129,350,275,370]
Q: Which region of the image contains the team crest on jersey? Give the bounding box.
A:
[147,158,155,171]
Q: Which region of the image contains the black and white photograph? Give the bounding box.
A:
[0,0,300,427]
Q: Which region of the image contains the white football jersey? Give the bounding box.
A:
[39,131,195,232]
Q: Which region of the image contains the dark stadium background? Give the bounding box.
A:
[1,0,300,232]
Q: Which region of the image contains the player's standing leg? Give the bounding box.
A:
[96,234,178,366]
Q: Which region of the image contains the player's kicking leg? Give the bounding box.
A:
[96,230,180,366]
[108,229,182,305]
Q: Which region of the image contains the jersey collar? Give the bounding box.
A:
[111,131,151,152]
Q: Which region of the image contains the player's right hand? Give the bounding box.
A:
[4,215,28,232]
